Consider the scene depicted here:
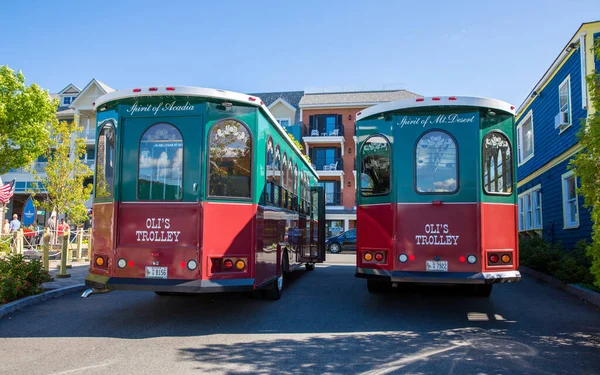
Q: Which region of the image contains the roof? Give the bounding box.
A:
[248,91,303,124]
[70,78,115,108]
[299,90,421,108]
[356,96,515,122]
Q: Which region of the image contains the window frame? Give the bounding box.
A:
[414,129,459,195]
[276,118,291,127]
[360,133,392,197]
[94,119,117,201]
[561,171,579,229]
[482,130,514,196]
[558,75,572,133]
[206,118,253,201]
[265,137,274,204]
[516,110,534,166]
[518,184,542,232]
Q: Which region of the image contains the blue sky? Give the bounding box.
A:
[1,0,598,108]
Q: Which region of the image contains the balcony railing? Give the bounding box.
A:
[311,157,344,171]
[304,124,345,137]
[78,127,97,141]
[325,192,343,206]
[85,159,95,169]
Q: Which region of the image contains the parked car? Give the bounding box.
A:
[326,228,356,254]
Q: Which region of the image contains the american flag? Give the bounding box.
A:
[0,179,16,204]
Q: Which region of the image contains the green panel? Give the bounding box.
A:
[479,110,517,204]
[120,115,203,202]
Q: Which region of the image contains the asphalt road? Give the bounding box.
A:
[0,259,599,375]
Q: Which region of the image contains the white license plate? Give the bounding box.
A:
[426,260,448,272]
[145,266,168,279]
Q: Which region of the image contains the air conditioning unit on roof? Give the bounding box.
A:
[554,111,569,130]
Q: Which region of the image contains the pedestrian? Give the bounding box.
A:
[9,214,20,232]
[57,218,70,237]
[2,219,9,235]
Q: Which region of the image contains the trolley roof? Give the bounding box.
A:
[356,96,516,122]
[93,86,318,177]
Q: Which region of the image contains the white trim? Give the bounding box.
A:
[300,102,389,109]
[558,75,573,133]
[580,33,588,109]
[518,184,542,232]
[303,136,344,145]
[57,83,81,95]
[268,98,297,114]
[516,109,534,166]
[70,78,114,108]
[317,170,345,178]
[93,86,318,177]
[276,117,292,127]
[561,171,579,229]
[356,96,515,121]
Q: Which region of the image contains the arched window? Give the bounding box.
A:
[266,138,274,203]
[360,135,391,196]
[208,119,252,198]
[415,130,458,194]
[138,123,183,200]
[293,164,298,196]
[282,153,288,190]
[95,121,116,199]
[274,146,281,205]
[483,131,513,194]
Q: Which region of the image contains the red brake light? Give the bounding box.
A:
[248,97,256,101]
[166,87,175,91]
[416,98,424,102]
[224,259,234,269]
[127,260,135,267]
[511,106,515,110]
[449,97,457,100]
[432,97,441,101]
[409,255,415,261]
[179,261,186,268]
[357,112,362,116]
[133,88,141,92]
[149,87,158,91]
[375,253,383,261]
[489,254,499,263]
[459,256,466,263]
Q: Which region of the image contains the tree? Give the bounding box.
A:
[570,38,600,287]
[30,117,93,228]
[286,131,311,163]
[0,66,55,175]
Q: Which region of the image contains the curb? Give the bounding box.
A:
[520,266,600,308]
[0,284,86,319]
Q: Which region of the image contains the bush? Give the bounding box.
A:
[520,236,594,285]
[0,240,9,255]
[0,254,52,305]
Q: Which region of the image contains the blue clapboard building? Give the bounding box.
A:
[516,21,599,249]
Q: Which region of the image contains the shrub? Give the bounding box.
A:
[0,254,52,305]
[519,235,563,274]
[0,240,9,255]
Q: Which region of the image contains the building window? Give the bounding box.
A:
[415,130,458,194]
[319,181,341,205]
[483,131,513,195]
[558,76,572,129]
[277,118,290,127]
[95,121,116,199]
[518,185,542,231]
[311,147,341,170]
[562,171,579,229]
[309,114,342,136]
[138,123,183,200]
[517,110,534,165]
[208,119,252,199]
[360,135,391,196]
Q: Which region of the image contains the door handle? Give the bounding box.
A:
[192,183,198,192]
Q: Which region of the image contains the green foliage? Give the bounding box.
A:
[570,38,600,288]
[286,131,311,163]
[0,254,52,305]
[30,117,93,227]
[519,237,594,285]
[0,241,9,255]
[0,66,55,174]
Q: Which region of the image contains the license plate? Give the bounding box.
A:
[426,260,448,272]
[145,266,168,279]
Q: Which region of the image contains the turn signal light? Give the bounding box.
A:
[489,254,499,263]
[95,256,105,267]
[364,253,373,261]
[236,260,246,270]
[501,255,511,263]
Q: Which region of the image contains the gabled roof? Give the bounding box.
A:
[57,83,81,95]
[299,90,421,108]
[70,78,115,108]
[249,91,303,124]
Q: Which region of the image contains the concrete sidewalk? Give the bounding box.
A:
[0,260,89,319]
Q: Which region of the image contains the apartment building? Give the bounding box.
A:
[515,21,599,249]
[299,89,420,238]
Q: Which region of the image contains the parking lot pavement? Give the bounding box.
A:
[325,253,356,265]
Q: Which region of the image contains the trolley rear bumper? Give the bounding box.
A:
[85,273,255,293]
[355,267,521,284]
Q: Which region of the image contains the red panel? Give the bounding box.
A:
[395,203,479,272]
[481,203,519,271]
[90,202,115,276]
[203,202,256,281]
[357,204,394,269]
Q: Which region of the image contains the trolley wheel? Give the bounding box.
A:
[328,243,341,254]
[305,263,315,271]
[367,279,391,294]
[262,276,283,300]
[473,284,493,297]
[282,251,290,276]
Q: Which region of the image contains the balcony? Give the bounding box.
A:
[303,124,345,148]
[311,157,344,179]
[78,127,97,144]
[325,192,343,206]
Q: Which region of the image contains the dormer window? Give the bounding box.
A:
[62,96,76,106]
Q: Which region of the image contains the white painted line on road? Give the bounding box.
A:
[49,362,114,375]
[359,341,470,375]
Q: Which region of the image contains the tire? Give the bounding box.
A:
[473,284,493,297]
[367,280,391,294]
[262,276,283,300]
[282,251,290,276]
[305,263,315,271]
[328,243,342,254]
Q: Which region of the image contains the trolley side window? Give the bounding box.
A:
[208,119,252,199]
[138,123,183,201]
[265,137,274,203]
[483,131,513,195]
[415,130,458,194]
[95,121,116,199]
[360,135,391,196]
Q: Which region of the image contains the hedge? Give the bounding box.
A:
[0,254,52,305]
